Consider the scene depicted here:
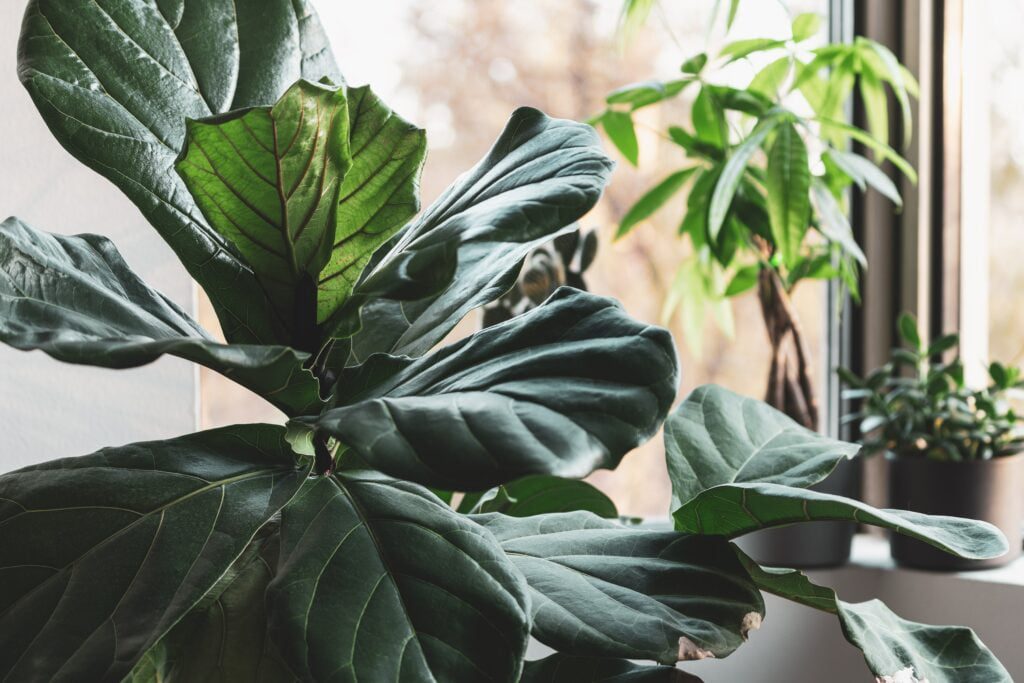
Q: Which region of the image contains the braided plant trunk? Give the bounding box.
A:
[757,265,818,431]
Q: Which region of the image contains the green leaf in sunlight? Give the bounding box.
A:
[617,168,699,239]
[859,66,890,147]
[766,121,810,267]
[825,149,904,208]
[708,117,780,241]
[791,13,822,42]
[601,111,640,165]
[692,89,728,149]
[177,80,352,348]
[725,264,761,297]
[317,85,427,324]
[818,119,918,182]
[749,57,793,99]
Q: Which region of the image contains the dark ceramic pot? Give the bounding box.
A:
[735,458,862,568]
[888,453,1024,570]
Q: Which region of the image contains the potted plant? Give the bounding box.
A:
[593,3,917,567]
[841,313,1024,570]
[0,1,1012,680]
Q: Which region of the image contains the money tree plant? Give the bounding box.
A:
[595,4,918,430]
[0,1,1010,682]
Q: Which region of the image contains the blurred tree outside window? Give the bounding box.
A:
[199,0,830,516]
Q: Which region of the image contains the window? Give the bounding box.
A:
[199,0,833,515]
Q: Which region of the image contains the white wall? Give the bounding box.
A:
[0,3,197,471]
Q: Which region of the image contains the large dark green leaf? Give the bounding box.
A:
[522,655,701,683]
[128,532,297,683]
[0,425,308,683]
[309,288,678,490]
[0,217,321,416]
[675,482,1008,561]
[176,80,352,344]
[345,107,614,362]
[266,471,530,682]
[475,512,763,664]
[741,557,1011,682]
[317,85,427,323]
[18,0,341,344]
[765,121,810,267]
[665,385,860,507]
[458,475,617,518]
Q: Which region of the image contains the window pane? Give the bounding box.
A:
[200,0,831,516]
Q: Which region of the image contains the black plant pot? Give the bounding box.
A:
[889,453,1024,570]
[735,458,862,568]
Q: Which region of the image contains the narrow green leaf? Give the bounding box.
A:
[811,180,867,266]
[691,89,727,149]
[0,425,309,682]
[726,0,741,29]
[749,57,793,99]
[863,40,915,145]
[675,482,1008,561]
[607,79,692,109]
[720,38,786,62]
[177,80,352,346]
[317,85,427,324]
[826,149,903,208]
[899,312,922,349]
[18,0,341,344]
[708,118,779,241]
[602,111,640,165]
[680,53,709,75]
[725,264,761,297]
[859,67,890,147]
[311,289,678,491]
[475,512,764,663]
[791,13,822,42]
[818,118,918,182]
[741,557,1012,682]
[766,121,811,267]
[617,168,698,239]
[665,385,860,508]
[267,472,530,681]
[0,218,321,416]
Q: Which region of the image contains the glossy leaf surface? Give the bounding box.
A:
[317,85,427,322]
[18,0,341,343]
[267,472,530,682]
[766,121,810,267]
[310,289,678,490]
[476,512,764,664]
[0,217,320,415]
[346,107,614,362]
[675,482,1008,561]
[0,425,308,682]
[665,385,859,507]
[743,558,1011,683]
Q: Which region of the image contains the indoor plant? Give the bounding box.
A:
[0,1,1012,681]
[594,2,917,568]
[841,313,1024,569]
[596,4,917,431]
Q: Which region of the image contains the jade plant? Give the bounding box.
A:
[595,3,918,430]
[0,1,1011,682]
[841,313,1024,461]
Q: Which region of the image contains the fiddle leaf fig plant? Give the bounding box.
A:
[665,385,1011,682]
[0,1,1012,681]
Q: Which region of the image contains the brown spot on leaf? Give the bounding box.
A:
[741,611,762,639]
[677,636,715,661]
